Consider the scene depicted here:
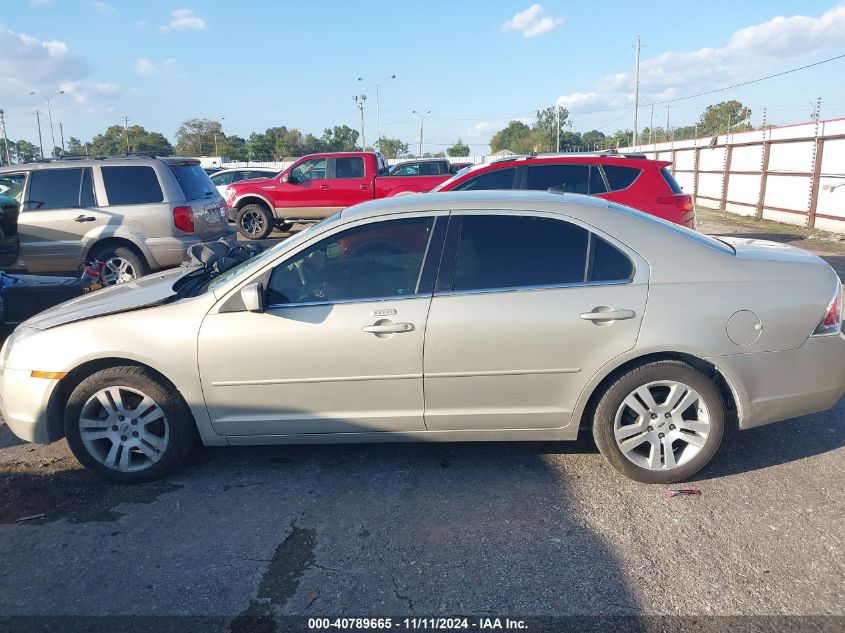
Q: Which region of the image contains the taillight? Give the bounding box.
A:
[173,206,195,233]
[657,194,694,212]
[812,281,842,336]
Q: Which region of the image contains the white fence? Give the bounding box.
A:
[618,117,845,233]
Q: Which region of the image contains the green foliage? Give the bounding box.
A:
[377,137,408,159]
[320,125,359,152]
[490,121,532,154]
[221,135,249,161]
[87,125,172,156]
[12,140,39,162]
[446,138,470,157]
[174,118,224,156]
[697,100,751,136]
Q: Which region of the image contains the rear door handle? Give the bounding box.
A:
[320,184,330,191]
[360,183,369,191]
[580,309,636,322]
[362,322,415,334]
[75,215,96,223]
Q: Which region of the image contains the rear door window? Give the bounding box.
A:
[333,157,366,179]
[452,167,517,191]
[102,166,164,205]
[602,165,642,192]
[27,168,88,210]
[660,167,684,193]
[451,215,589,291]
[525,164,591,194]
[171,164,216,200]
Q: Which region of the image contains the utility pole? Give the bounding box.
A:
[0,109,10,166]
[632,37,641,146]
[59,121,65,154]
[665,105,671,143]
[412,110,430,157]
[123,116,130,153]
[649,104,654,145]
[556,104,560,152]
[353,95,367,149]
[36,110,44,159]
[358,75,396,150]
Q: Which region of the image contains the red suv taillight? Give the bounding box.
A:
[812,281,842,336]
[173,206,195,233]
[657,193,694,212]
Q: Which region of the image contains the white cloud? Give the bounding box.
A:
[59,80,125,105]
[503,4,563,38]
[135,19,147,29]
[133,58,156,75]
[557,2,845,118]
[0,28,89,96]
[160,8,208,33]
[90,1,115,14]
[463,118,534,139]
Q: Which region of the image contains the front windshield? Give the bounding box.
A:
[430,164,479,191]
[203,213,342,293]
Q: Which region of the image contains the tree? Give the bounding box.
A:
[320,125,359,152]
[13,140,39,162]
[221,135,248,161]
[581,130,607,149]
[378,137,408,159]
[697,100,751,136]
[446,138,470,157]
[533,106,570,152]
[246,132,274,161]
[86,125,172,156]
[66,137,85,155]
[269,127,306,159]
[490,120,532,154]
[174,118,224,156]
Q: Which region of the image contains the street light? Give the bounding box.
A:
[353,94,367,149]
[358,75,396,150]
[214,116,226,156]
[412,110,430,157]
[45,90,65,157]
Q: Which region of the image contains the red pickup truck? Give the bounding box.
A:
[224,151,450,238]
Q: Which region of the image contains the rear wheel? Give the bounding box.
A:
[592,360,725,484]
[64,366,197,484]
[237,203,274,239]
[93,244,149,285]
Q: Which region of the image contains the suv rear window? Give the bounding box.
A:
[660,167,684,194]
[102,166,164,205]
[525,164,607,194]
[171,164,216,200]
[602,165,642,191]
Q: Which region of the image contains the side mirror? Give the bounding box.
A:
[281,173,290,183]
[241,282,265,313]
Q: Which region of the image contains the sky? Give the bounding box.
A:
[2,0,845,155]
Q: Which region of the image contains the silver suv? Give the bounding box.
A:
[0,155,232,283]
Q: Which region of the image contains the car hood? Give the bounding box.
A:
[20,266,192,331]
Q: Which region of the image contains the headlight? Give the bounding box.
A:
[0,327,40,370]
[224,187,235,200]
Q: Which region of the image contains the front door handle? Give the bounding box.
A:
[75,215,96,223]
[320,184,330,191]
[580,309,636,322]
[362,322,415,334]
[360,183,369,191]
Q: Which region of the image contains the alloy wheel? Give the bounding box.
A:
[102,257,137,285]
[613,380,711,471]
[78,386,170,473]
[240,210,266,236]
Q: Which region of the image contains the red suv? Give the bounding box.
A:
[432,153,695,227]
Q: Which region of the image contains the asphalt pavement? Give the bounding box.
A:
[0,208,843,631]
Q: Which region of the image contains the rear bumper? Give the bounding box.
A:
[146,229,236,269]
[0,367,57,444]
[708,333,845,429]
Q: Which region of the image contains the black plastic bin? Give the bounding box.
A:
[1,275,84,325]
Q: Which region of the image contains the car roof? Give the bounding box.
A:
[213,167,277,173]
[0,155,199,173]
[341,190,614,220]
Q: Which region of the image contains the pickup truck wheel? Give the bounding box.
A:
[237,204,274,240]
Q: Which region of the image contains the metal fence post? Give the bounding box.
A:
[720,137,733,212]
[808,137,825,228]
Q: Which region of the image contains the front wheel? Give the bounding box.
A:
[237,204,274,239]
[64,366,197,484]
[592,360,725,484]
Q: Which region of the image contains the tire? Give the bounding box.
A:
[64,366,198,484]
[592,360,725,484]
[276,221,294,233]
[237,203,274,239]
[93,244,150,285]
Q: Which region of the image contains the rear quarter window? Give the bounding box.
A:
[102,166,164,205]
[171,164,217,200]
[602,165,642,192]
[660,167,684,194]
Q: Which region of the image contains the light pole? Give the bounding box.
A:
[412,110,430,157]
[358,75,396,150]
[45,90,64,156]
[214,116,226,156]
[353,94,367,149]
[0,109,10,166]
[29,91,45,159]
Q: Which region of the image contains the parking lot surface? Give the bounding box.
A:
[0,208,843,627]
